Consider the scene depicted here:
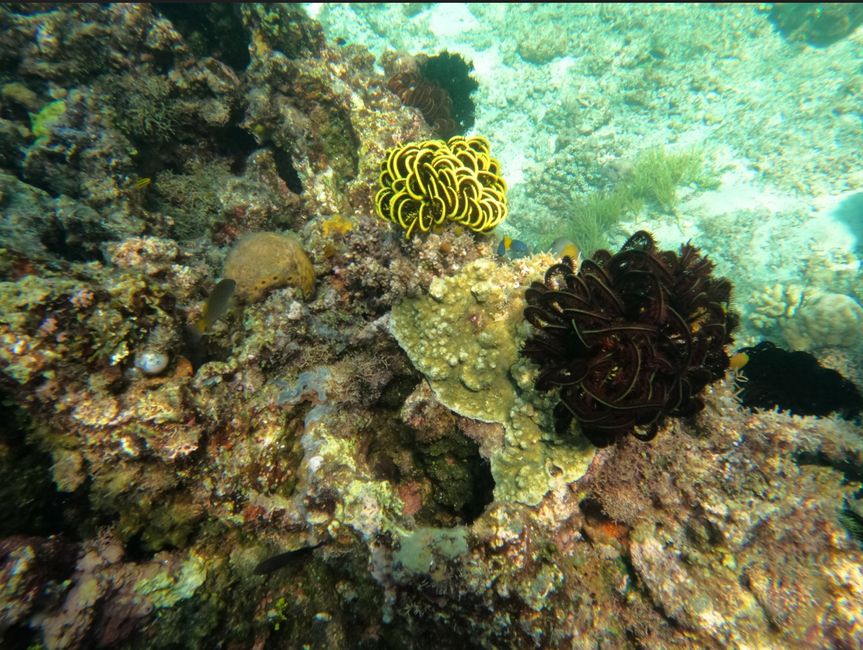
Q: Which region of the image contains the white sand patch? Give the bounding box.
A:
[428,4,480,39]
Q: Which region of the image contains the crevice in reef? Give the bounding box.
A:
[412,431,495,527]
[153,3,250,71]
[0,396,88,539]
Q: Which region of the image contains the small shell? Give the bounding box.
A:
[134,349,170,375]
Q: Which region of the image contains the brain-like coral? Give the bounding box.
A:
[223,231,314,302]
[522,231,738,446]
[374,136,508,239]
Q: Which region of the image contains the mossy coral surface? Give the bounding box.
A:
[390,257,595,505]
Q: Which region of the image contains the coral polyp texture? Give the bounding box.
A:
[523,231,738,446]
[374,136,508,238]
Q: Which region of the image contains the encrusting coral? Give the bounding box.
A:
[390,256,596,506]
[523,231,738,446]
[374,136,508,238]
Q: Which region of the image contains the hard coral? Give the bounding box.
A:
[375,136,507,239]
[523,231,738,446]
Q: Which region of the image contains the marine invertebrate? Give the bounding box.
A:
[222,231,314,302]
[385,51,478,138]
[390,257,596,505]
[387,70,457,138]
[523,231,738,446]
[375,136,507,239]
[134,349,170,376]
[734,341,862,419]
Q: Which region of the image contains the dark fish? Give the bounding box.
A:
[497,235,531,260]
[195,278,236,334]
[183,278,236,371]
[253,542,325,575]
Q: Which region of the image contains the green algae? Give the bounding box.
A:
[569,146,710,254]
[134,551,207,608]
[29,99,66,139]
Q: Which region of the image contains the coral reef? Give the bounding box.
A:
[523,231,738,446]
[390,256,597,506]
[375,136,508,238]
[749,283,863,352]
[1,4,862,649]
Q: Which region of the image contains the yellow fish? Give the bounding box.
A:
[195,278,236,334]
[550,237,580,260]
[729,351,749,371]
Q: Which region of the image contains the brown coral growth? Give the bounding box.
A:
[222,231,315,302]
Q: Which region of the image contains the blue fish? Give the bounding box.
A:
[497,235,531,259]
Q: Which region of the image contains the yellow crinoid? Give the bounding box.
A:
[374,136,508,239]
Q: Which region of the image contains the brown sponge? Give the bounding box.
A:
[223,231,314,302]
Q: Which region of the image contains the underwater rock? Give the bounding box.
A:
[223,231,315,302]
[768,3,863,47]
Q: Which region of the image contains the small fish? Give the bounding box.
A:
[549,237,580,260]
[253,542,325,575]
[134,177,152,190]
[195,278,236,334]
[497,235,531,260]
[728,351,749,371]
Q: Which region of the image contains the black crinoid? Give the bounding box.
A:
[522,231,738,447]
